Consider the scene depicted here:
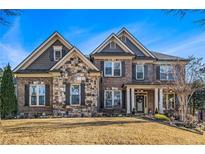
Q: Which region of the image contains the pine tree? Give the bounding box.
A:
[0,64,17,119]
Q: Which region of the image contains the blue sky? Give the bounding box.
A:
[1,9,205,68]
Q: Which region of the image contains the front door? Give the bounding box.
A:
[136,95,145,113]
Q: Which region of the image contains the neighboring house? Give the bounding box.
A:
[14,28,188,117]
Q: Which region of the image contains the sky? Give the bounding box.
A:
[1,9,205,69]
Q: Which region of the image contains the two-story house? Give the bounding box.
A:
[14,28,188,117]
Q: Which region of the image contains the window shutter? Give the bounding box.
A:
[49,50,54,61]
[156,65,160,80]
[24,84,29,106]
[81,83,85,105]
[45,84,50,106]
[132,64,136,80]
[121,61,125,77]
[101,90,104,108]
[144,64,148,80]
[100,61,104,77]
[62,49,67,57]
[122,90,126,109]
[65,83,70,105]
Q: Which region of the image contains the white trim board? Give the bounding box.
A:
[50,47,99,71]
[13,32,73,72]
[91,33,134,55]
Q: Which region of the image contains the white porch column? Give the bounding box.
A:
[126,87,131,114]
[131,88,135,112]
[159,88,163,113]
[154,88,159,113]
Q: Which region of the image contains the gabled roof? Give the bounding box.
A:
[151,51,188,61]
[13,31,73,72]
[51,47,99,71]
[117,27,156,58]
[91,33,135,55]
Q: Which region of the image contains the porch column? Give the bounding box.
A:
[154,88,159,113]
[159,88,163,113]
[131,88,135,112]
[126,87,131,114]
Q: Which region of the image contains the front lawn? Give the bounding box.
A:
[0,117,205,144]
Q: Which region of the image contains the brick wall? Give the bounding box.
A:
[16,77,53,116]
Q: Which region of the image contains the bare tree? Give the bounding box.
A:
[0,9,21,26]
[163,9,205,28]
[164,56,205,121]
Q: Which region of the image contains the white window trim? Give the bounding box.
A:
[160,65,174,81]
[70,84,81,106]
[29,84,45,107]
[104,61,122,77]
[109,41,116,49]
[53,46,63,61]
[136,64,144,80]
[104,90,122,109]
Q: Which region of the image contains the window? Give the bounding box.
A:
[163,92,175,110]
[53,46,62,61]
[136,65,144,80]
[104,90,122,108]
[105,91,112,108]
[104,61,122,77]
[104,61,112,76]
[109,41,116,49]
[120,35,127,43]
[29,84,45,106]
[70,84,81,105]
[114,62,121,76]
[160,65,174,80]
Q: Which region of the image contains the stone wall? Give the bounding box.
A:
[52,52,99,117]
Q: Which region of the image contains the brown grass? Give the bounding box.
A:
[1,117,205,145]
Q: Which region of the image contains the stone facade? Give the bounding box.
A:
[52,52,99,117]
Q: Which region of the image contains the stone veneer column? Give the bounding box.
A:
[154,88,159,113]
[126,87,131,114]
[159,88,163,113]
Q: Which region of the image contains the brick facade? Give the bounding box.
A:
[16,77,53,117]
[14,29,187,117]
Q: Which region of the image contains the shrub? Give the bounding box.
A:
[164,109,180,121]
[154,114,170,121]
[184,114,198,128]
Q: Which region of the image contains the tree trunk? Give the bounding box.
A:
[193,105,195,116]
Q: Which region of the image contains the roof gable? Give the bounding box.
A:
[13,31,73,72]
[51,47,99,71]
[117,28,155,58]
[26,40,71,70]
[91,33,134,55]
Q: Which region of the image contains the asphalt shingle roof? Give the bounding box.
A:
[151,51,188,61]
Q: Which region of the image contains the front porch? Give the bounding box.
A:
[126,85,176,114]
